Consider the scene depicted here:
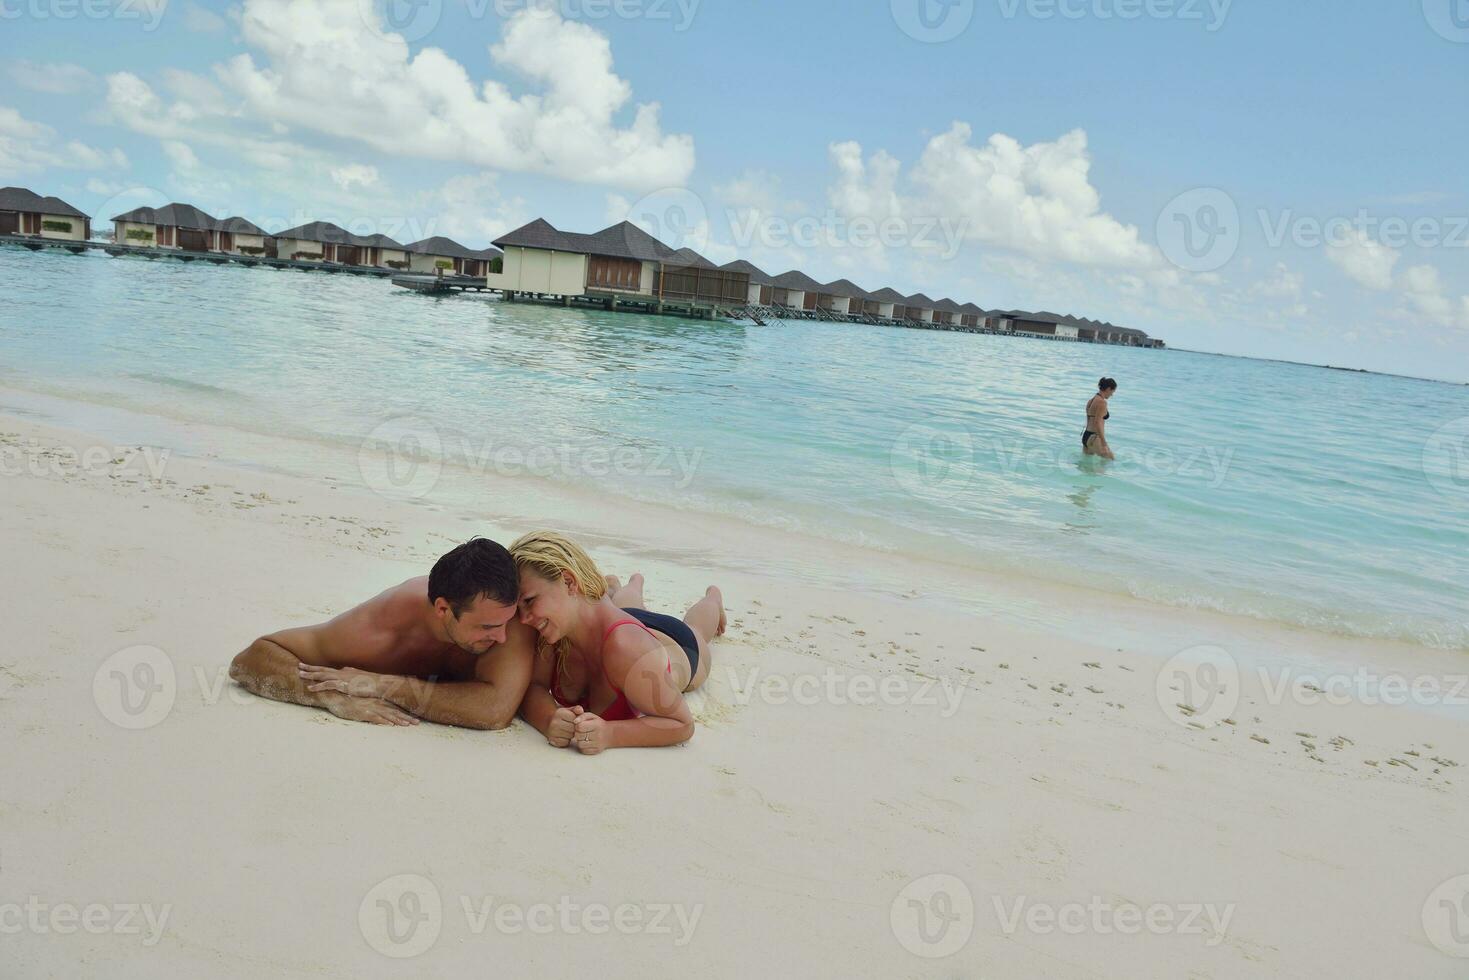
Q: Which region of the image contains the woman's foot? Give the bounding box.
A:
[707,586,726,636]
[608,572,646,609]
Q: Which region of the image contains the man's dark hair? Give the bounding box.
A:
[428,538,518,616]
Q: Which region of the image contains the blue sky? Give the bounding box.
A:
[4,0,1469,381]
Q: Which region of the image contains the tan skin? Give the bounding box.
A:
[517,570,726,754]
[1084,386,1117,460]
[228,577,536,729]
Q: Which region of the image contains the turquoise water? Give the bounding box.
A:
[3,245,1467,649]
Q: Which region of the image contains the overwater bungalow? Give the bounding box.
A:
[769,270,824,312]
[0,187,90,241]
[465,247,503,278]
[406,236,486,275]
[719,260,775,306]
[932,297,964,326]
[112,203,220,252]
[488,218,749,308]
[214,216,271,256]
[274,222,409,269]
[820,279,873,319]
[903,293,937,324]
[868,287,906,322]
[959,302,985,329]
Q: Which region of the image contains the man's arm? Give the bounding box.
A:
[230,630,419,726]
[381,622,535,730]
[297,621,538,731]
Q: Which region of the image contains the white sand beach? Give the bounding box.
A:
[2,411,1466,979]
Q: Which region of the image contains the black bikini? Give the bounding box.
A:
[622,607,701,675]
[1082,407,1111,448]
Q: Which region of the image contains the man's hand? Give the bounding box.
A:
[573,713,609,755]
[547,705,583,747]
[324,695,419,726]
[298,664,389,699]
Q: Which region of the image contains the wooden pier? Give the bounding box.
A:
[390,273,493,293]
[2,233,398,277]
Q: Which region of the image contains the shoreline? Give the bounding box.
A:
[2,378,1466,662]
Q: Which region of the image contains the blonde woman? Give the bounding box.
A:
[511,531,725,753]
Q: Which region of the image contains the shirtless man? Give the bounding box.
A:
[229,538,536,729]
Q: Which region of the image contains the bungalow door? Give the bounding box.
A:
[178,228,209,252]
[0,211,17,235]
[218,232,233,253]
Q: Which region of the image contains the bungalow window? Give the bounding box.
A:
[587,255,641,291]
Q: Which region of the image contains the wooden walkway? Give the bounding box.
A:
[2,234,398,277]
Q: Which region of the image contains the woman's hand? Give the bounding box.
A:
[547,705,583,747]
[573,713,610,755]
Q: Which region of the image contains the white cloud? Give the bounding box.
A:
[136,0,695,191]
[0,105,128,178]
[184,1,228,32]
[828,142,905,223]
[715,170,796,214]
[1398,264,1469,329]
[1325,229,1399,290]
[1250,262,1305,300]
[9,60,95,95]
[163,140,201,172]
[408,171,527,246]
[906,125,1158,270]
[330,164,380,192]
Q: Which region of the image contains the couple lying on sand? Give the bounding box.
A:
[229,533,725,753]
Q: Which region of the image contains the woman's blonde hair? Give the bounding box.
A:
[510,531,609,680]
[510,530,608,600]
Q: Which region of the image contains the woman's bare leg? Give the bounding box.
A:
[680,586,725,691]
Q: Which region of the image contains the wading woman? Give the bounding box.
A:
[512,531,725,753]
[1083,377,1118,459]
